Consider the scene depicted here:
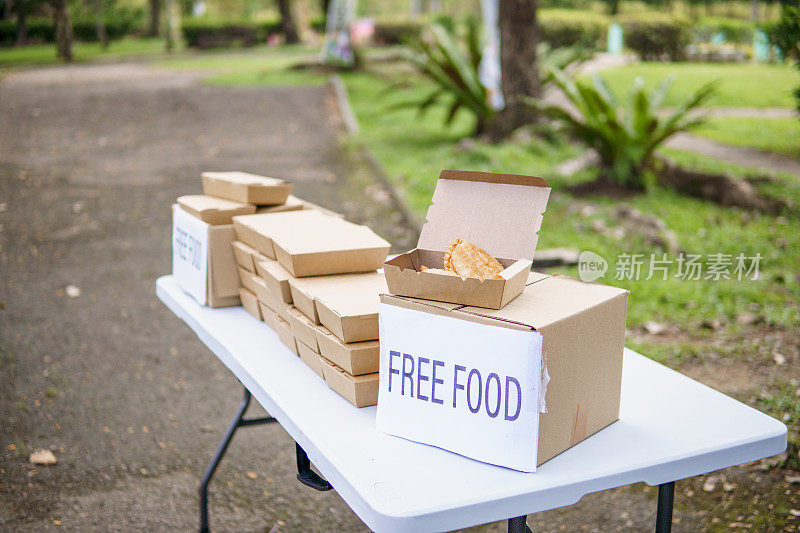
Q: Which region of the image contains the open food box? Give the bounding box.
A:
[383,170,550,309]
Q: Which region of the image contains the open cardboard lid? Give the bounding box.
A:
[418,170,550,261]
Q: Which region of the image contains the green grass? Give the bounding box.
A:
[156,45,800,333]
[694,116,800,157]
[594,62,800,108]
[0,38,168,68]
[159,44,329,86]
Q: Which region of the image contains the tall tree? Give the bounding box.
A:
[486,0,541,141]
[49,0,72,61]
[92,0,109,48]
[147,0,160,37]
[13,0,30,46]
[277,0,299,43]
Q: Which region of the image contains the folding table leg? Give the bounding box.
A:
[295,442,332,491]
[508,515,532,533]
[655,481,675,533]
[199,387,277,533]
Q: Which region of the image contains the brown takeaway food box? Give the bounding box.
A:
[316,327,379,376]
[256,258,294,305]
[201,171,293,205]
[177,195,256,225]
[380,273,628,466]
[297,340,325,378]
[320,357,379,408]
[384,170,550,309]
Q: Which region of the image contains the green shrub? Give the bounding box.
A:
[0,20,16,46]
[539,9,608,49]
[182,18,280,48]
[620,14,689,61]
[766,4,800,113]
[373,20,423,45]
[535,69,715,189]
[400,19,494,135]
[694,16,753,44]
[0,9,143,46]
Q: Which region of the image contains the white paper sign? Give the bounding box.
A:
[172,207,208,305]
[376,303,543,472]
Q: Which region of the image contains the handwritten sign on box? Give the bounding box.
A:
[376,303,543,472]
[173,207,208,305]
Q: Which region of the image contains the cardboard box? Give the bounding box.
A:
[377,274,627,471]
[173,205,241,308]
[236,210,390,277]
[297,340,324,378]
[287,272,385,340]
[237,266,260,295]
[383,170,550,309]
[251,275,272,305]
[255,194,305,214]
[316,326,379,376]
[201,171,293,205]
[178,195,256,225]
[320,357,379,408]
[232,241,259,272]
[312,273,386,342]
[274,315,298,356]
[255,258,294,304]
[288,278,319,324]
[238,288,262,321]
[259,302,278,331]
[288,308,320,352]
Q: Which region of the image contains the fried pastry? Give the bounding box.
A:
[420,266,459,276]
[442,238,504,281]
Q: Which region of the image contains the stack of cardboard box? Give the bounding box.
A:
[230,202,390,408]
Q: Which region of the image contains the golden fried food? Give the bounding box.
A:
[442,238,504,281]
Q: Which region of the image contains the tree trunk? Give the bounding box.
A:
[277,0,299,44]
[93,0,109,49]
[51,0,73,62]
[147,0,160,37]
[15,8,26,46]
[320,0,330,28]
[750,0,759,21]
[485,0,541,142]
[2,0,11,20]
[164,0,181,51]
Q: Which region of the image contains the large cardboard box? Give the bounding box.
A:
[234,210,390,277]
[173,205,240,308]
[316,326,379,376]
[288,272,385,342]
[178,195,257,225]
[202,171,293,205]
[383,170,550,309]
[321,357,379,408]
[377,274,627,472]
[256,258,294,304]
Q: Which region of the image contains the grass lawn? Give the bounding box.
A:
[161,46,800,344]
[0,38,167,68]
[594,62,800,109]
[693,116,800,157]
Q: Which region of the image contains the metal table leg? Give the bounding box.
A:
[656,481,675,533]
[199,387,277,533]
[508,515,532,533]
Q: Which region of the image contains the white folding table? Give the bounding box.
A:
[156,275,787,533]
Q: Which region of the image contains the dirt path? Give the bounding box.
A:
[666,132,800,177]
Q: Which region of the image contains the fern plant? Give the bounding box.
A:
[399,20,588,137]
[537,69,716,189]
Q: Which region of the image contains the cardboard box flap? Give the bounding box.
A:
[209,225,240,298]
[178,195,255,214]
[418,170,550,261]
[461,274,628,329]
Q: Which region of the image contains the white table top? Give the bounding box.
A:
[156,275,787,533]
